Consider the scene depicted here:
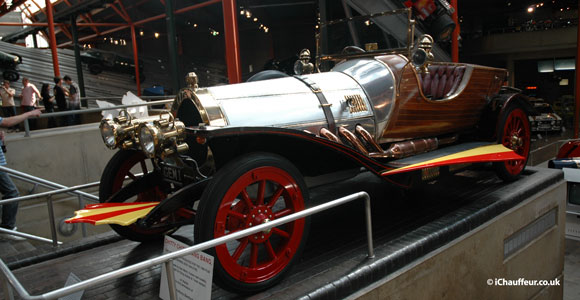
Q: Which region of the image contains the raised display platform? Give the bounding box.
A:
[1,166,565,299]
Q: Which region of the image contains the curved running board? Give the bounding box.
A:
[382,144,523,176]
[65,202,159,226]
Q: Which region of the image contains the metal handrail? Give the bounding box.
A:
[0,191,373,300]
[0,166,98,202]
[21,98,174,137]
[0,182,100,205]
[0,166,101,245]
[0,166,143,246]
[33,99,174,119]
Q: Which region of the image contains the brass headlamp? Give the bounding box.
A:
[99,110,140,149]
[137,112,188,158]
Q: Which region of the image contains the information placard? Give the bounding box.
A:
[159,236,214,300]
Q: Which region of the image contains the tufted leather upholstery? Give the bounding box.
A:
[420,65,465,100]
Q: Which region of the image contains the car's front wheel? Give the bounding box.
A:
[194,153,310,294]
[99,150,180,241]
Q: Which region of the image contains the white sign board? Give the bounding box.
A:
[159,236,214,300]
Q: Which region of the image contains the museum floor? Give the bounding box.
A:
[565,238,580,300]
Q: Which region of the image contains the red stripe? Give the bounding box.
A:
[383,151,523,176]
[67,204,158,225]
[84,202,159,209]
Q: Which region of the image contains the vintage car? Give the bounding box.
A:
[528,99,563,132]
[0,50,22,82]
[68,9,533,294]
[80,49,145,82]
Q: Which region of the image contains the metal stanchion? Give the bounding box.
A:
[364,197,375,258]
[77,195,87,237]
[1,275,15,300]
[23,119,30,137]
[46,195,59,247]
[164,261,177,300]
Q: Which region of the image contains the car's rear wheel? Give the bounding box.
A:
[494,105,530,181]
[194,153,309,294]
[99,150,182,241]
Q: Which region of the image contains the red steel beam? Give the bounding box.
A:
[131,25,141,96]
[116,0,132,22]
[46,0,60,76]
[451,0,459,62]
[575,1,580,138]
[62,0,100,34]
[108,3,131,23]
[58,0,221,47]
[222,0,241,83]
[31,0,72,41]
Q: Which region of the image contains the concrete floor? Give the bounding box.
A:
[565,238,580,300]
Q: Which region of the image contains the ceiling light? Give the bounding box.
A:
[154,32,160,38]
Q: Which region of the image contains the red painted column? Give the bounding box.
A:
[45,0,60,76]
[131,25,141,96]
[451,0,459,63]
[575,0,580,138]
[222,0,242,83]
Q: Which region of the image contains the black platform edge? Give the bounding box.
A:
[298,167,564,300]
[4,230,123,270]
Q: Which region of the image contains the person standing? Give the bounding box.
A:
[53,77,68,126]
[20,78,41,130]
[64,75,80,125]
[41,83,56,128]
[0,80,17,132]
[0,108,41,240]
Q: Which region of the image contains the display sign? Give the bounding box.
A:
[159,236,214,300]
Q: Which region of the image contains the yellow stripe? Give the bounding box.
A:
[384,144,513,175]
[93,206,157,226]
[69,203,158,218]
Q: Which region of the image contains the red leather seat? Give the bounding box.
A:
[420,65,465,100]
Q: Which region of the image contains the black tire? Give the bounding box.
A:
[99,149,176,241]
[194,152,310,294]
[493,105,531,182]
[2,70,19,82]
[88,64,103,75]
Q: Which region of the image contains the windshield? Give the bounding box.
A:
[318,8,412,61]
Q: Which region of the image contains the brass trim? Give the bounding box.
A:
[345,94,368,113]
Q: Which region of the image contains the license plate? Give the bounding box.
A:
[162,164,183,183]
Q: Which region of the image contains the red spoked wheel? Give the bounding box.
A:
[195,153,309,294]
[494,106,530,181]
[100,150,183,241]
